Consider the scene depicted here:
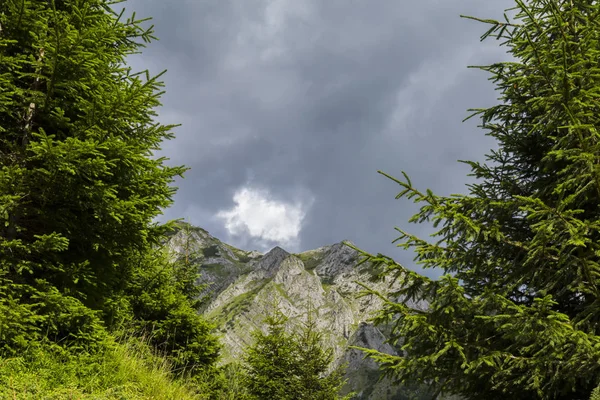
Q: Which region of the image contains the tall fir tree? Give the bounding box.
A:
[0,0,219,369]
[350,1,600,399]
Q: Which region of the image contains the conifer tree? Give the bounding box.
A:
[244,310,350,400]
[0,0,218,368]
[294,307,350,400]
[244,313,299,400]
[350,1,600,399]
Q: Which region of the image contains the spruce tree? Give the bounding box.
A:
[294,307,350,400]
[0,0,219,369]
[244,313,299,400]
[244,311,350,400]
[350,1,600,399]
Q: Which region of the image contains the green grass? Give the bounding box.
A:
[273,283,292,301]
[201,263,234,279]
[209,281,270,329]
[294,252,323,271]
[0,335,208,400]
[225,245,255,264]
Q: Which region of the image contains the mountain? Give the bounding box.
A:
[166,223,439,400]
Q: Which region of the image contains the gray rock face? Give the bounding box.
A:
[253,246,290,278]
[166,223,431,399]
[346,323,397,371]
[315,241,360,279]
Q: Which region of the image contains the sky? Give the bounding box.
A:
[123,0,515,276]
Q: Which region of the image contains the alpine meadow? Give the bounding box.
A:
[2,0,600,400]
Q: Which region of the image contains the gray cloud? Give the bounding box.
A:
[124,0,515,276]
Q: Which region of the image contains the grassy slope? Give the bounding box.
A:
[0,335,208,400]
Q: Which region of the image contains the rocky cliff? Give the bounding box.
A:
[166,223,437,399]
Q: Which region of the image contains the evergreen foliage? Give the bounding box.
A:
[592,384,600,400]
[350,1,600,399]
[244,310,351,400]
[123,243,220,373]
[294,308,351,400]
[0,0,219,375]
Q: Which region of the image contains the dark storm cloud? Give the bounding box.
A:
[123,0,515,275]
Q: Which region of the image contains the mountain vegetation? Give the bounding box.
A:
[0,0,223,397]
[350,1,600,399]
[3,0,600,399]
[243,310,351,400]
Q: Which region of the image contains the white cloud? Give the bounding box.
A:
[216,186,312,251]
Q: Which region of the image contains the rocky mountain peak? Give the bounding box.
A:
[315,241,361,279]
[255,246,290,274]
[165,224,429,399]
